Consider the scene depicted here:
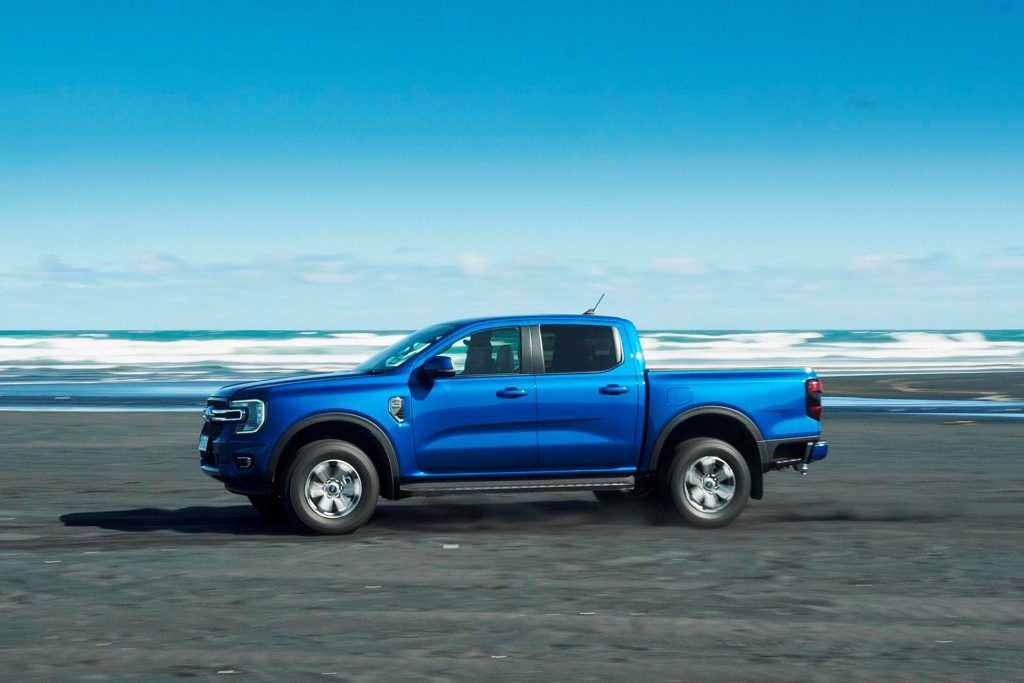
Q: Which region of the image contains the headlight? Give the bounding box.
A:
[230,399,266,434]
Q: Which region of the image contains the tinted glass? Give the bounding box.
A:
[354,324,457,372]
[437,326,521,376]
[540,324,621,373]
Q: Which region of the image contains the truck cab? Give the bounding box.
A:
[200,315,828,533]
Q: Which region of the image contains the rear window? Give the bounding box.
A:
[539,324,622,374]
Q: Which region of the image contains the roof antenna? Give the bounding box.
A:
[583,293,605,315]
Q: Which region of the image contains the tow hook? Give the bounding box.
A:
[796,440,830,475]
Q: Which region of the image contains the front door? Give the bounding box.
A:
[533,322,642,469]
[411,326,539,474]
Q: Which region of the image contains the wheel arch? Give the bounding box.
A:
[650,406,766,500]
[268,412,399,499]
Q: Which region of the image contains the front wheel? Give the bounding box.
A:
[283,440,379,534]
[661,437,751,528]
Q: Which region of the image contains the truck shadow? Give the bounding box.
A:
[60,506,295,536]
[60,498,674,535]
[369,497,675,532]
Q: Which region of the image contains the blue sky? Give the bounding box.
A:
[1,1,1022,329]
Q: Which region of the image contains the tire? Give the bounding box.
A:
[283,440,380,534]
[660,437,751,528]
[247,494,287,521]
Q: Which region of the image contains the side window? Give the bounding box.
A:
[437,327,521,376]
[540,324,621,374]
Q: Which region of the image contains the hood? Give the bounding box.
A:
[214,369,379,397]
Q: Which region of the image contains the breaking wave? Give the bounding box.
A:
[0,329,1023,385]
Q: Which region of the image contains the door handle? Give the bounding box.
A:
[599,384,630,395]
[497,387,528,398]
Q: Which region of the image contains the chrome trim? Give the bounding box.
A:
[420,481,627,492]
[683,456,737,512]
[400,475,636,495]
[388,396,405,423]
[305,459,362,518]
[205,407,246,423]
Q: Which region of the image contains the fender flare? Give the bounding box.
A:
[648,405,767,471]
[268,412,400,497]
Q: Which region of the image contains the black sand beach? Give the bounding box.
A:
[824,371,1024,402]
[1,393,1022,680]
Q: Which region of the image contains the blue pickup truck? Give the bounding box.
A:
[199,315,828,534]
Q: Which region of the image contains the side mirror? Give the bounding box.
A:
[420,355,456,380]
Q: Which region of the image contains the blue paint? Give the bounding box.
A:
[809,441,830,462]
[199,315,827,496]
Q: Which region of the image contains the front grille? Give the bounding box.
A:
[199,397,228,469]
[205,398,228,439]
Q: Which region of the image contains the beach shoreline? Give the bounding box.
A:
[3,369,1024,412]
[0,408,1020,679]
[822,370,1024,402]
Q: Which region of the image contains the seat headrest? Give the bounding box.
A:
[464,333,493,348]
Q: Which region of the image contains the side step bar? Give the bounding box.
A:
[400,475,635,497]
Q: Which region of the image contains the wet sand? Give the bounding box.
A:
[1,409,1022,680]
[824,371,1024,402]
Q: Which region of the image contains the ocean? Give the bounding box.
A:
[2,329,1023,411]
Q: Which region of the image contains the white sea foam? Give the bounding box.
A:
[640,331,1024,373]
[0,330,1023,381]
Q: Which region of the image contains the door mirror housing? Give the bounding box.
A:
[420,355,456,380]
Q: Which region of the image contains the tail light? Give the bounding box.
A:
[806,378,823,420]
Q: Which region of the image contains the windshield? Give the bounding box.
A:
[354,324,457,373]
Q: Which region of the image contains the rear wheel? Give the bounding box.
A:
[661,437,750,528]
[247,494,286,520]
[283,440,379,534]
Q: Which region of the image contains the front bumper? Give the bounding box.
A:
[199,422,274,496]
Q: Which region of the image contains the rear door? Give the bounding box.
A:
[532,322,642,470]
[410,324,539,474]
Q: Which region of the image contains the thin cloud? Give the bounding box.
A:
[651,256,708,277]
[2,250,1018,328]
[459,252,490,276]
[848,253,948,275]
[991,246,1024,272]
[287,254,361,285]
[135,252,185,275]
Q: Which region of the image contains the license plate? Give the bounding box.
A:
[198,433,209,453]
